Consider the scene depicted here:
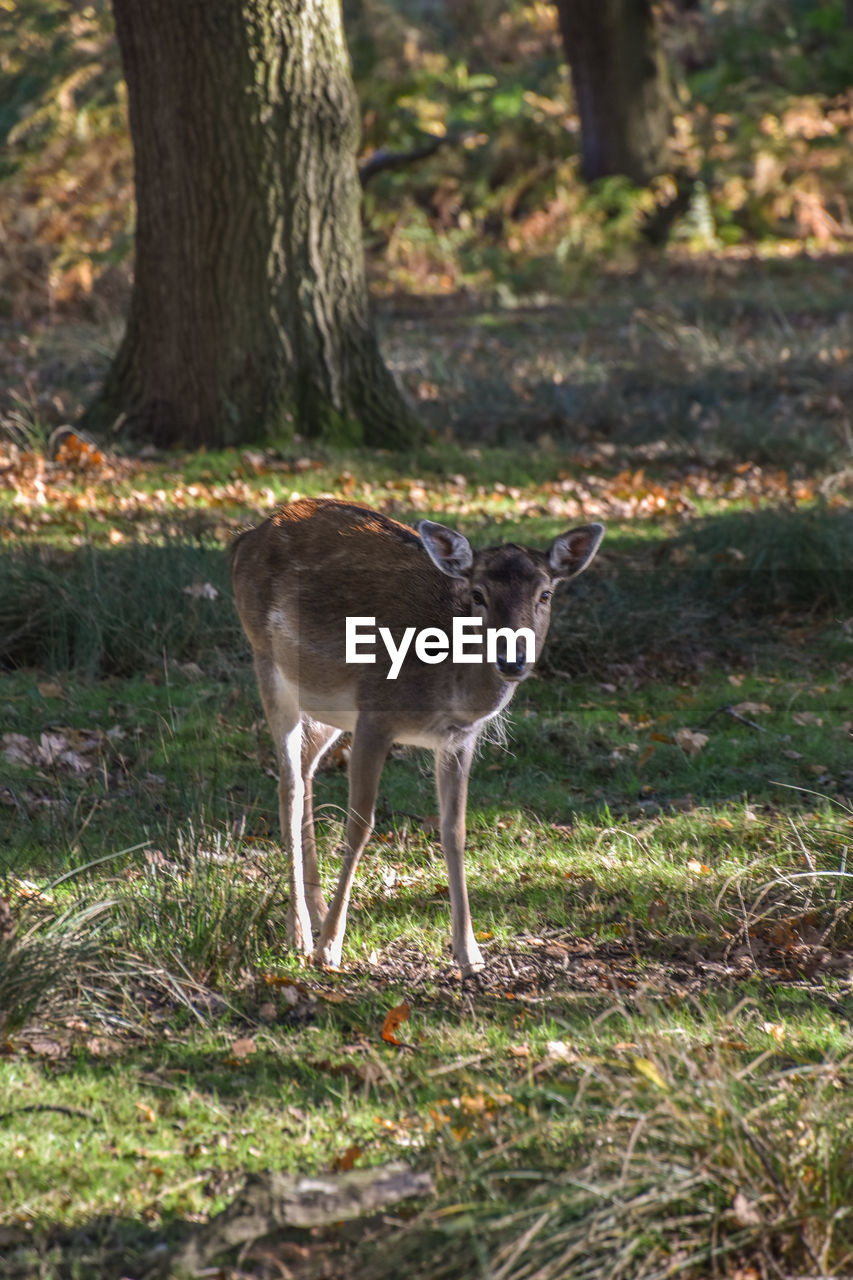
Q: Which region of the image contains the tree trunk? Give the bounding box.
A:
[86,0,419,449]
[554,0,674,185]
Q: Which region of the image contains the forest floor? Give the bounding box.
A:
[1,251,853,1279]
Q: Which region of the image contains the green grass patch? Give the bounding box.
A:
[2,277,853,1274]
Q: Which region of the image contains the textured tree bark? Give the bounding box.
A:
[86,0,419,449]
[554,0,674,185]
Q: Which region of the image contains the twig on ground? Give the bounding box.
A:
[697,704,767,733]
[0,1103,97,1123]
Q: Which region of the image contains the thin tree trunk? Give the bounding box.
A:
[554,0,673,185]
[85,0,418,449]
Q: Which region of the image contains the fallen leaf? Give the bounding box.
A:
[732,1191,762,1227]
[730,701,772,716]
[687,858,712,875]
[228,1037,257,1060]
[84,1036,122,1057]
[334,1144,362,1171]
[632,1056,669,1091]
[675,728,709,756]
[792,711,823,726]
[24,1035,68,1058]
[545,1040,576,1063]
[382,1001,411,1045]
[37,680,64,699]
[2,734,36,767]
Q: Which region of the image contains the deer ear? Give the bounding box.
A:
[417,520,473,579]
[548,523,605,580]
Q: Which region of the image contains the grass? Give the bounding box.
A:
[1,254,853,1278]
[0,893,111,1037]
[361,1026,853,1280]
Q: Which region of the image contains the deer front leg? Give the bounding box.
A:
[436,736,484,976]
[301,720,343,931]
[253,656,314,956]
[277,721,316,956]
[314,718,391,969]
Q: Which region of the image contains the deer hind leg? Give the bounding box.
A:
[314,717,391,970]
[253,655,313,955]
[436,735,484,976]
[300,718,343,930]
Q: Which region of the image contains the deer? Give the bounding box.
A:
[231,497,604,976]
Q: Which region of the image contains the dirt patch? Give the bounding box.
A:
[312,925,852,1008]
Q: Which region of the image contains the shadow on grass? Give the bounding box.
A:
[0,540,242,677]
[2,505,851,681]
[2,1214,174,1280]
[381,251,853,465]
[549,502,853,679]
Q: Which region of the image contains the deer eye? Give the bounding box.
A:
[471,588,487,606]
[539,590,553,604]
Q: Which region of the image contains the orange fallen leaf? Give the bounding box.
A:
[334,1144,362,1171]
[381,1001,411,1045]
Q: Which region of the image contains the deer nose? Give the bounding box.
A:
[497,655,526,677]
[495,637,527,678]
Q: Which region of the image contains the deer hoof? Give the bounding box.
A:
[314,936,344,970]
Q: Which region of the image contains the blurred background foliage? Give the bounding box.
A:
[1,0,852,321]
